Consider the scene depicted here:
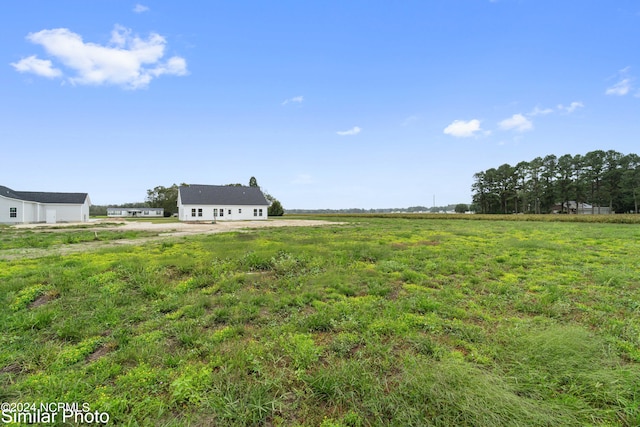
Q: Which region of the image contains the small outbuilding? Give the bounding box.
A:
[552,201,612,215]
[177,184,270,221]
[0,185,91,224]
[107,207,164,217]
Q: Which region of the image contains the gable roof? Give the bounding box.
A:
[179,185,270,206]
[0,185,89,204]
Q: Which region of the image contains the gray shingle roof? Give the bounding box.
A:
[179,185,270,206]
[0,185,89,204]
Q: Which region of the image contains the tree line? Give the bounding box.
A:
[471,150,640,214]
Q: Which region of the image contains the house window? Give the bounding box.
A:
[213,208,218,216]
[191,208,196,217]
[239,208,242,214]
[219,209,224,217]
[254,209,257,217]
[10,207,17,218]
[259,209,263,216]
[198,208,203,217]
[228,209,231,215]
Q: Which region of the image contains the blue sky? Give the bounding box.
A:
[3,1,640,209]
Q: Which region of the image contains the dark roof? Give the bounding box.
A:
[179,185,270,206]
[0,185,89,204]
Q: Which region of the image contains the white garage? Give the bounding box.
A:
[0,185,91,224]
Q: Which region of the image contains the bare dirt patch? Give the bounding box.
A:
[0,363,22,374]
[87,342,117,362]
[2,219,344,260]
[28,292,59,309]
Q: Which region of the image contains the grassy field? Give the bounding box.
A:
[0,227,160,251]
[1,216,639,426]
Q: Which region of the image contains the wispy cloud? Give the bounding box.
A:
[337,126,361,136]
[498,114,533,132]
[133,4,150,13]
[10,25,187,89]
[443,119,483,138]
[557,101,584,114]
[529,102,583,117]
[528,106,554,116]
[10,55,61,78]
[401,115,419,126]
[606,67,633,96]
[282,95,303,106]
[606,79,632,96]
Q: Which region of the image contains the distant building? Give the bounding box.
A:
[107,207,164,217]
[0,185,91,224]
[552,201,612,215]
[177,184,270,221]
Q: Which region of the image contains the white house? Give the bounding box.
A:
[107,207,164,217]
[552,201,612,215]
[177,184,270,221]
[0,185,91,224]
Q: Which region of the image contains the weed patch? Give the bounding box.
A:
[1,217,639,425]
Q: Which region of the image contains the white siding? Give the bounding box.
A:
[179,204,268,221]
[0,196,37,224]
[107,208,164,217]
[23,200,39,223]
[0,195,90,224]
[46,209,56,224]
[45,203,89,222]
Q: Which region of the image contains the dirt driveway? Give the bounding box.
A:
[111,218,339,235]
[14,218,339,234]
[4,218,344,260]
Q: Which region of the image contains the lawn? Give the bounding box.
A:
[1,217,639,426]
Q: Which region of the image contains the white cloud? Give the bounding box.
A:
[443,119,482,138]
[282,95,303,105]
[606,79,631,96]
[529,106,554,116]
[10,55,62,78]
[557,101,584,114]
[133,4,149,13]
[13,25,187,89]
[498,114,533,132]
[336,126,361,136]
[150,56,187,77]
[606,67,633,96]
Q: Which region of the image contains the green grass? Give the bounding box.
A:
[1,217,639,426]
